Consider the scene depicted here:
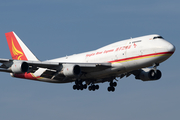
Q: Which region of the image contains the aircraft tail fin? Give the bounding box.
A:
[5,31,39,61]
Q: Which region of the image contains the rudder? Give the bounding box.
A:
[5,31,39,61]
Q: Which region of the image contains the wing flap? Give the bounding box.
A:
[40,69,56,79]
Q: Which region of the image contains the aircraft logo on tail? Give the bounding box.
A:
[5,32,28,60]
[11,37,24,60]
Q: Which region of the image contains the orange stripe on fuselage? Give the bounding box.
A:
[109,52,174,64]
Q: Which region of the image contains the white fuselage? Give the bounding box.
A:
[29,34,175,83]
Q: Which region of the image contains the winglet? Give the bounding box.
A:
[5,31,39,61]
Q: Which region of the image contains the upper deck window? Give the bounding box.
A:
[153,36,164,39]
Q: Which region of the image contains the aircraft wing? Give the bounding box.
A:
[27,60,111,69]
[0,58,11,63]
[0,58,112,74]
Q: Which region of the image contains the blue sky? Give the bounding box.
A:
[0,0,179,120]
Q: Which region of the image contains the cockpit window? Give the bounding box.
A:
[153,36,164,39]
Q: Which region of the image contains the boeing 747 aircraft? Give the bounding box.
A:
[0,31,175,92]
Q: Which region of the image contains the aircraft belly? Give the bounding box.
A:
[81,65,126,79]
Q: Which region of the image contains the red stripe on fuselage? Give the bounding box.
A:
[109,52,174,63]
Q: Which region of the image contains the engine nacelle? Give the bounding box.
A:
[11,61,29,74]
[62,64,81,77]
[137,68,162,81]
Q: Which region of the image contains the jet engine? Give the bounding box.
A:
[62,64,81,77]
[11,61,29,74]
[136,68,162,81]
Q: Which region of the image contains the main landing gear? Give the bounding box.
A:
[107,81,117,92]
[73,80,100,91]
[73,79,118,92]
[73,80,87,90]
[88,84,99,91]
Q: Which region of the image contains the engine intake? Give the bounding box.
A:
[62,64,81,77]
[136,68,162,81]
[11,61,29,74]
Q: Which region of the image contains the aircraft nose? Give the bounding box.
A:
[167,42,175,53]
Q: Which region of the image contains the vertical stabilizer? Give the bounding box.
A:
[5,31,39,61]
